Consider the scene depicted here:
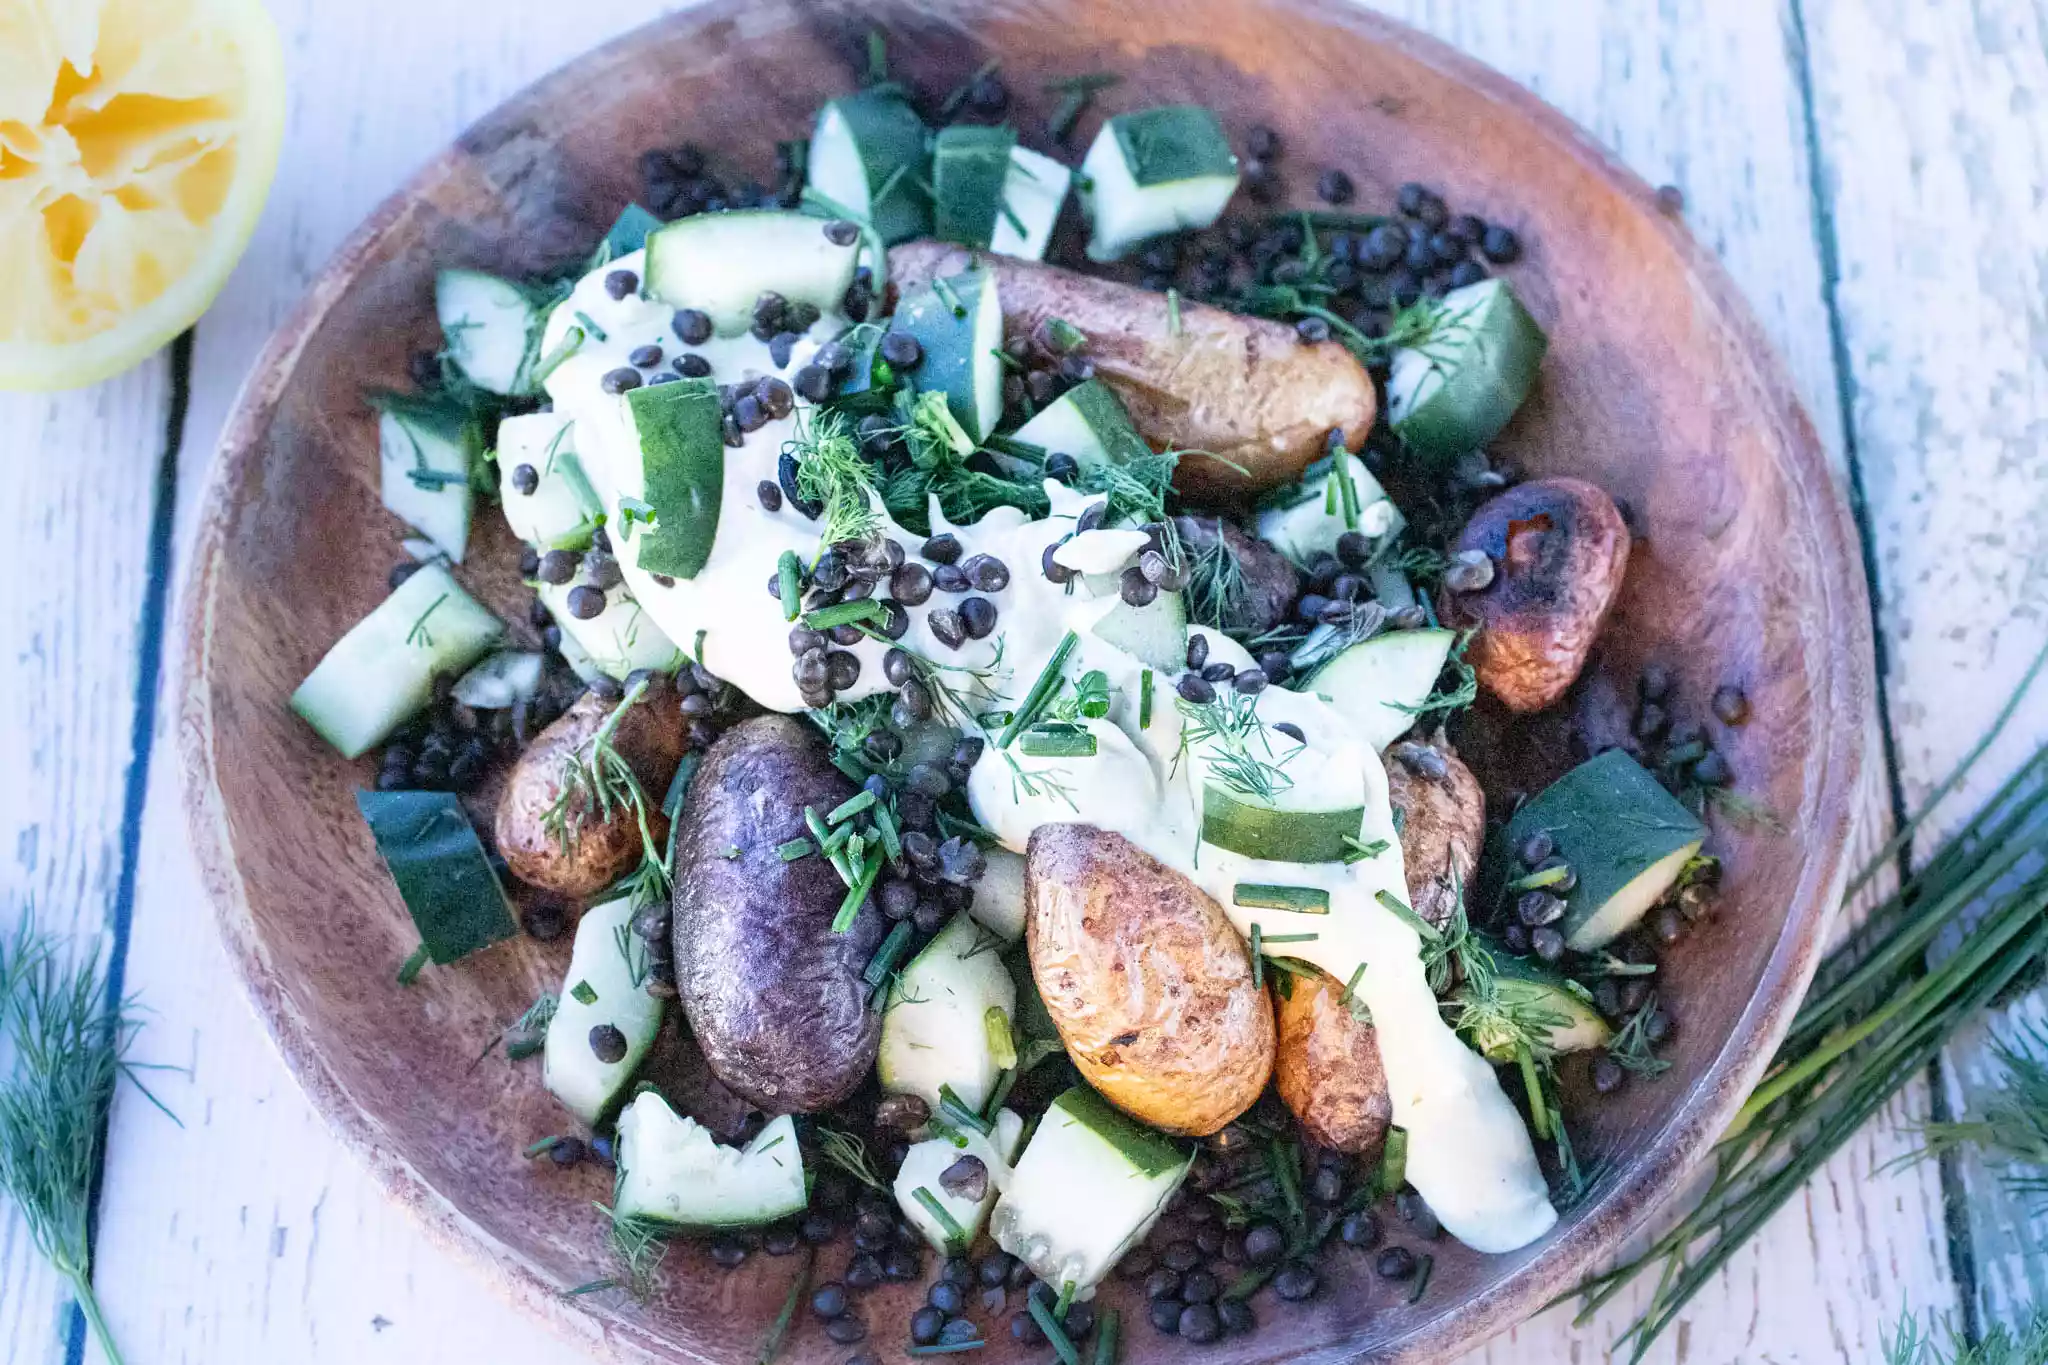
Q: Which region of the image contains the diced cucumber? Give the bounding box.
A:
[1009,379,1147,480]
[539,581,685,681]
[1465,956,1612,1063]
[436,268,548,395]
[1079,106,1239,262]
[1304,628,1457,752]
[643,210,859,338]
[894,1108,1026,1254]
[1502,750,1706,952]
[890,266,1005,441]
[807,89,933,245]
[594,203,664,266]
[544,896,664,1126]
[1254,451,1404,566]
[355,789,518,966]
[375,392,482,563]
[968,846,1028,943]
[614,1096,808,1228]
[1200,786,1363,864]
[991,146,1072,261]
[933,124,1017,247]
[497,411,601,551]
[619,377,723,581]
[990,1085,1193,1294]
[878,914,1019,1113]
[1087,588,1187,673]
[451,650,544,710]
[1386,279,1548,460]
[292,563,504,759]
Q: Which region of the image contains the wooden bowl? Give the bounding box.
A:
[179,0,1872,1360]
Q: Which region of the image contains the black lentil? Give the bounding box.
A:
[600,366,643,394]
[566,585,608,620]
[587,1023,627,1063]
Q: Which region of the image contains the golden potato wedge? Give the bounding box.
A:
[1025,824,1274,1136]
[1442,477,1631,713]
[1385,734,1486,931]
[495,684,686,898]
[1273,968,1392,1160]
[890,241,1376,503]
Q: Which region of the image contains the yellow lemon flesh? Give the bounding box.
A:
[0,0,284,391]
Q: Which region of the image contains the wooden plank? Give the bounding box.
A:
[1800,0,2048,1332]
[74,3,1953,1365]
[0,359,173,1365]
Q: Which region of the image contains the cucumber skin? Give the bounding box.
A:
[1303,627,1455,752]
[1393,281,1548,460]
[1201,786,1363,864]
[1110,106,1237,186]
[891,267,1002,441]
[374,391,482,564]
[355,789,517,964]
[821,90,933,245]
[1498,749,1706,951]
[625,378,723,580]
[933,124,1018,248]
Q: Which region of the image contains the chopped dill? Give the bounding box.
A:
[788,407,882,549]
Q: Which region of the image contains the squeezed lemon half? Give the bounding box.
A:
[0,0,284,391]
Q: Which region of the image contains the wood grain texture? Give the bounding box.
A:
[1801,0,2048,1332]
[33,5,1951,1365]
[0,361,172,1365]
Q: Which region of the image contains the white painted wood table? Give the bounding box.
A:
[4,0,2045,1361]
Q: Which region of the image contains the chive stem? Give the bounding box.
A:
[998,631,1080,747]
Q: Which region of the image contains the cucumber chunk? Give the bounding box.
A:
[622,377,723,580]
[594,203,663,265]
[933,124,1017,247]
[643,210,859,338]
[291,563,504,759]
[355,789,517,966]
[967,846,1028,943]
[878,913,1019,1112]
[614,1095,808,1229]
[806,90,933,245]
[1079,106,1239,262]
[1386,279,1548,460]
[1200,786,1363,864]
[1087,588,1187,673]
[436,268,547,395]
[375,392,482,563]
[1502,749,1706,952]
[1465,955,1612,1063]
[1254,450,1404,566]
[894,1108,1026,1254]
[539,581,685,681]
[497,411,601,550]
[544,895,664,1127]
[1010,379,1147,480]
[990,146,1072,261]
[1304,627,1457,752]
[890,266,1005,441]
[990,1085,1193,1294]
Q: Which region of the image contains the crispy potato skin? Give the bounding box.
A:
[1273,969,1393,1159]
[1174,515,1302,637]
[495,687,685,898]
[1025,824,1274,1136]
[1443,477,1631,712]
[1385,736,1486,931]
[673,716,885,1112]
[891,242,1376,503]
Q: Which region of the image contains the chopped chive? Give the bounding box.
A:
[1139,669,1154,728]
[1338,960,1368,1007]
[828,790,878,825]
[531,326,585,385]
[1045,317,1087,352]
[777,837,814,862]
[1249,923,1263,988]
[998,631,1080,747]
[1029,1296,1081,1365]
[804,805,832,849]
[1234,883,1331,915]
[1408,1252,1434,1304]
[1509,863,1573,892]
[985,1007,1018,1069]
[777,550,803,620]
[1092,1308,1121,1365]
[1375,889,1441,939]
[938,1083,993,1135]
[990,346,1026,373]
[757,1248,814,1365]
[1054,1279,1077,1319]
[1261,933,1321,944]
[820,821,855,855]
[828,847,857,887]
[1166,289,1182,338]
[1378,1127,1408,1196]
[906,1343,987,1356]
[873,802,903,862]
[832,846,884,932]
[569,979,598,1006]
[572,309,609,343]
[524,1135,569,1158]
[1516,1044,1550,1141]
[982,1066,1018,1122]
[932,274,966,318]
[864,921,916,987]
[396,943,430,986]
[1342,835,1390,863]
[1019,725,1098,758]
[913,1186,970,1252]
[804,599,885,630]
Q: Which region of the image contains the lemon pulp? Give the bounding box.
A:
[0,0,284,391]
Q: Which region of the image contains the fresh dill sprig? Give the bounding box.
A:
[885,389,1048,532]
[1908,1018,2048,1202]
[789,407,882,549]
[0,913,176,1365]
[1883,1307,2048,1365]
[566,1202,670,1301]
[1392,630,1478,719]
[815,1126,889,1193]
[1606,995,1674,1078]
[541,680,671,899]
[1176,693,1296,802]
[1181,522,1252,635]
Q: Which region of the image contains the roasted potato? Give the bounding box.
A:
[1025,824,1273,1136]
[1442,477,1631,713]
[1385,734,1486,931]
[672,716,886,1112]
[495,685,686,897]
[1273,969,1393,1160]
[890,241,1376,502]
[1173,514,1302,637]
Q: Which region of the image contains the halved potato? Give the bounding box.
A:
[1273,968,1392,1160]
